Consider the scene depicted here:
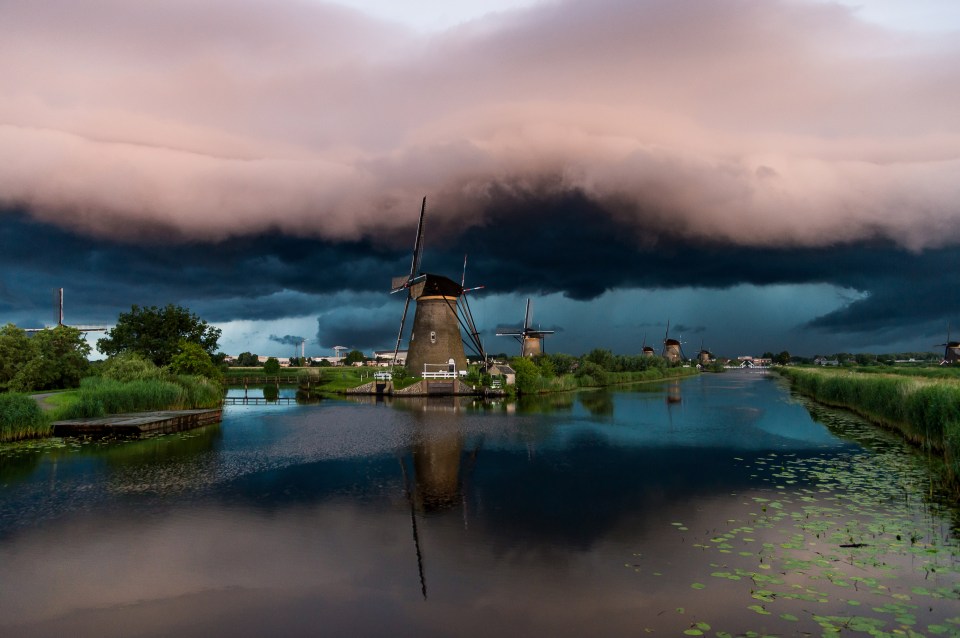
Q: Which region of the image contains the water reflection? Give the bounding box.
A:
[1,373,959,638]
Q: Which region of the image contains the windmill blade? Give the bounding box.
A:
[410,196,427,278]
[664,319,670,342]
[523,298,532,332]
[392,295,412,365]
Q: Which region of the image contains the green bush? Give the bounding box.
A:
[99,352,162,382]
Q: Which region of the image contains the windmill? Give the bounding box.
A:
[496,298,554,357]
[641,332,656,357]
[696,337,712,366]
[390,197,486,375]
[661,320,685,364]
[24,288,108,334]
[935,324,960,365]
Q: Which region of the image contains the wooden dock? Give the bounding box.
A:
[52,409,223,437]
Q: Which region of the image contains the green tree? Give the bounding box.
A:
[344,349,366,365]
[774,351,791,366]
[235,352,259,367]
[97,304,221,367]
[0,324,37,391]
[510,357,541,395]
[547,352,577,375]
[532,354,556,378]
[10,326,90,392]
[168,341,224,382]
[584,348,615,371]
[263,357,281,374]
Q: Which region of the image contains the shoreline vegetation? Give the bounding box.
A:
[778,366,960,492]
[0,375,223,443]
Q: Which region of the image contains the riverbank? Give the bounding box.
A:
[778,366,960,491]
[1,375,223,442]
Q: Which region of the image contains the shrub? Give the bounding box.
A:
[99,352,162,382]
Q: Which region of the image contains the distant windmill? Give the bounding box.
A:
[661,320,685,363]
[24,288,108,334]
[935,324,960,365]
[390,197,486,375]
[496,298,555,357]
[641,332,656,358]
[696,337,712,366]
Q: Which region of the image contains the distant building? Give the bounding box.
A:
[735,356,771,368]
[487,363,516,386]
[374,350,407,366]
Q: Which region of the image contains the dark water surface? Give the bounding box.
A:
[2,372,959,637]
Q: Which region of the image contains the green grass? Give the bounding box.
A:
[53,375,223,420]
[0,393,51,441]
[779,367,960,491]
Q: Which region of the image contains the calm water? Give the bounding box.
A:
[2,372,959,637]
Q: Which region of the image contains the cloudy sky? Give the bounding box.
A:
[1,0,958,359]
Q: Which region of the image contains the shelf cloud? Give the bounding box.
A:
[2,0,959,251]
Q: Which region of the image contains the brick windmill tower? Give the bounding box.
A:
[661,320,685,364]
[496,298,554,357]
[936,325,960,365]
[390,198,485,376]
[641,333,656,358]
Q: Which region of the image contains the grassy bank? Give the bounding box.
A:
[1,375,224,441]
[779,367,960,488]
[55,376,222,420]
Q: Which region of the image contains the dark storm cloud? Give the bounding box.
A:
[315,313,399,351]
[5,192,959,342]
[269,334,306,346]
[0,209,404,325]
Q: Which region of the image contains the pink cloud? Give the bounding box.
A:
[1,0,958,248]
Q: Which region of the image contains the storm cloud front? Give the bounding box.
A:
[1,0,958,356]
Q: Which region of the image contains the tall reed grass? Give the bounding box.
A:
[780,367,960,488]
[55,375,223,420]
[0,393,51,441]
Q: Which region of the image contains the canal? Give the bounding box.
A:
[1,371,958,637]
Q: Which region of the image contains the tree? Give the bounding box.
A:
[532,354,556,378]
[8,326,90,392]
[509,357,541,395]
[235,352,259,367]
[97,304,221,367]
[0,324,37,391]
[168,341,223,382]
[774,351,791,366]
[263,357,281,374]
[344,349,366,365]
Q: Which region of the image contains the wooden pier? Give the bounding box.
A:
[52,409,222,437]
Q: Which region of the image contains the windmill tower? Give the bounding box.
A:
[661,320,684,364]
[936,325,960,365]
[496,298,555,357]
[641,333,656,358]
[391,198,485,376]
[697,338,712,366]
